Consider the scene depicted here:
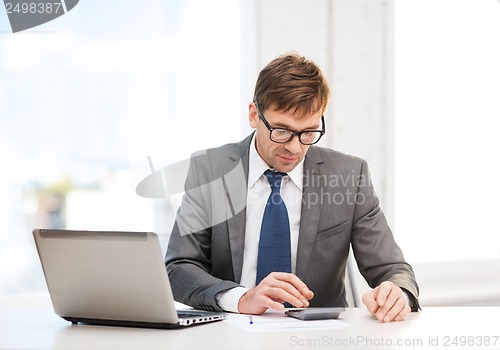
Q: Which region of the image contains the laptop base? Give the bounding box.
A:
[63,316,225,329]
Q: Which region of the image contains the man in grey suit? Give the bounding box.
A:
[165,53,419,322]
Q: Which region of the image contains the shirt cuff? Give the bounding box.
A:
[401,287,421,311]
[402,290,411,306]
[216,286,249,313]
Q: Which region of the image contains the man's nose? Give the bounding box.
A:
[284,135,302,154]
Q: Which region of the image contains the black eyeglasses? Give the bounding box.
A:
[254,101,325,145]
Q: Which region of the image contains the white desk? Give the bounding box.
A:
[1,295,499,350]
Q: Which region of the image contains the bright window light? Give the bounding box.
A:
[0,0,241,294]
[395,0,500,263]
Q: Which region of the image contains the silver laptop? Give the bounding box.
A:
[33,229,227,329]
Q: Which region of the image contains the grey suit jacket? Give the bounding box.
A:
[165,134,419,312]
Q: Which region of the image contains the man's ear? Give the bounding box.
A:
[248,102,259,129]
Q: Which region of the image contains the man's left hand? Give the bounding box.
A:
[361,281,411,322]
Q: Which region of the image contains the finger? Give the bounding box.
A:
[264,285,310,308]
[377,286,403,318]
[258,293,287,311]
[270,281,310,307]
[268,272,314,300]
[238,289,269,314]
[380,297,407,323]
[257,276,308,308]
[249,288,293,310]
[393,304,412,322]
[376,281,393,307]
[361,290,379,315]
[261,272,314,307]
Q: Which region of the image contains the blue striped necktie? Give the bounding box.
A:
[256,170,292,285]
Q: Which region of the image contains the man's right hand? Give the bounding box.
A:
[237,272,314,315]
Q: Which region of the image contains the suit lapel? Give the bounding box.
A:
[224,135,252,283]
[296,147,324,279]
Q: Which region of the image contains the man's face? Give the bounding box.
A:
[248,102,323,173]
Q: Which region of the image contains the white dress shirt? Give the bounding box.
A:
[217,134,304,312]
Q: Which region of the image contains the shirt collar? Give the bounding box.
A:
[248,133,304,190]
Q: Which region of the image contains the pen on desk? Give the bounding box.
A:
[249,315,253,325]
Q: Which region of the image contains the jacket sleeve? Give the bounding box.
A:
[164,151,240,312]
[351,160,420,311]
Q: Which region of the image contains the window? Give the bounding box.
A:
[0,0,241,294]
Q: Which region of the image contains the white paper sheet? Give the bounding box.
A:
[226,311,350,332]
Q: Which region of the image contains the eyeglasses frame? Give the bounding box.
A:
[254,101,326,145]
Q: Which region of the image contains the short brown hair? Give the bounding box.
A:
[253,53,330,118]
